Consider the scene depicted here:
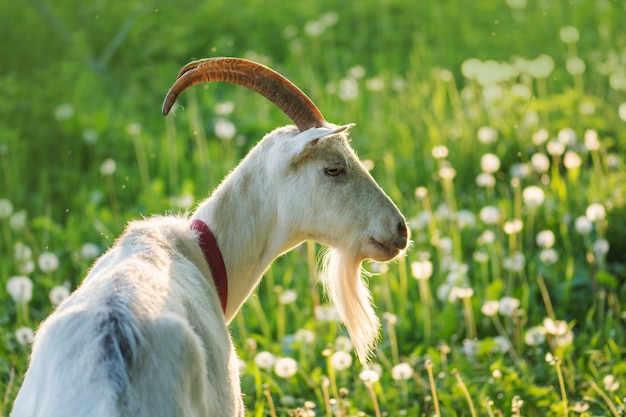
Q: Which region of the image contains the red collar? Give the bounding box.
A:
[191,219,228,314]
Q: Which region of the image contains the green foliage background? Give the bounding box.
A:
[1,0,625,416]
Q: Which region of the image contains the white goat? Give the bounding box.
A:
[12,58,409,417]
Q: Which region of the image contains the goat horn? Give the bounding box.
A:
[162,57,326,131]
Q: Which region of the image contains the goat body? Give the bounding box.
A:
[12,59,408,416]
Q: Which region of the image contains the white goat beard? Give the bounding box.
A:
[320,247,380,365]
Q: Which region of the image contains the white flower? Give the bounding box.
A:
[530,153,550,173]
[315,305,339,322]
[82,128,99,145]
[546,139,566,156]
[503,219,523,235]
[559,26,580,43]
[619,102,626,122]
[38,252,59,273]
[566,57,586,75]
[214,101,235,115]
[524,326,546,346]
[438,165,456,180]
[498,296,520,317]
[15,327,35,346]
[391,363,413,381]
[454,287,474,299]
[481,300,500,317]
[522,186,545,208]
[586,203,606,221]
[584,129,600,151]
[274,357,298,378]
[509,163,530,179]
[563,150,582,170]
[536,230,556,248]
[477,126,498,144]
[279,289,298,305]
[476,173,496,188]
[54,103,74,121]
[334,335,353,352]
[593,239,610,257]
[214,118,236,140]
[330,351,353,371]
[532,129,549,146]
[0,198,13,219]
[126,122,142,135]
[528,54,554,79]
[603,375,620,392]
[80,243,101,260]
[479,206,500,225]
[457,210,476,228]
[9,210,27,230]
[382,312,398,325]
[480,153,501,174]
[478,230,496,245]
[506,0,526,9]
[99,158,117,176]
[254,351,276,370]
[411,260,433,280]
[540,248,559,265]
[574,216,593,234]
[49,285,70,306]
[294,329,315,344]
[504,252,525,272]
[14,243,32,262]
[461,339,479,359]
[7,276,33,303]
[542,318,568,335]
[359,368,380,385]
[338,78,359,101]
[431,145,449,159]
[365,77,384,92]
[493,336,511,353]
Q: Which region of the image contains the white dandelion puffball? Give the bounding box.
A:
[330,351,353,371]
[575,216,593,234]
[536,230,556,248]
[531,153,550,173]
[49,285,70,306]
[411,260,433,280]
[15,327,35,346]
[477,126,498,144]
[481,300,500,317]
[38,252,59,273]
[522,186,545,208]
[99,158,117,176]
[559,26,580,43]
[214,118,236,140]
[278,289,298,305]
[254,351,276,370]
[274,357,298,378]
[480,153,501,174]
[7,276,33,303]
[431,145,449,159]
[585,203,606,221]
[563,150,582,170]
[359,368,380,385]
[479,206,500,225]
[498,296,520,317]
[391,363,414,381]
[0,198,13,218]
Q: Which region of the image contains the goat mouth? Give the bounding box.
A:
[368,237,402,261]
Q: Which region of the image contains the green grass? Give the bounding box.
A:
[2,0,626,416]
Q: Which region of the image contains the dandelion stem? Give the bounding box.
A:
[425,359,441,417]
[536,274,556,319]
[365,383,382,417]
[263,385,277,417]
[588,380,620,417]
[461,297,477,340]
[553,358,569,417]
[321,377,332,417]
[453,369,477,417]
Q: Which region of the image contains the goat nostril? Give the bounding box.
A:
[398,222,408,239]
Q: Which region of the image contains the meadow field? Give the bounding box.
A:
[1,0,625,415]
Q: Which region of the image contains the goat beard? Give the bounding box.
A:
[320,247,379,365]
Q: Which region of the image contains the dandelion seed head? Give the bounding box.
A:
[214,118,236,140]
[279,289,298,305]
[522,186,545,208]
[38,252,59,273]
[54,103,74,121]
[566,57,586,75]
[274,357,298,378]
[506,0,527,10]
[99,158,117,176]
[563,150,582,170]
[503,219,523,235]
[547,139,566,156]
[457,210,476,228]
[524,326,546,346]
[9,210,27,230]
[584,129,600,151]
[411,260,433,280]
[0,198,14,218]
[49,285,70,306]
[15,327,34,346]
[480,153,501,174]
[477,126,498,144]
[391,363,414,381]
[575,216,593,234]
[530,153,550,173]
[330,351,353,371]
[476,173,495,188]
[431,145,449,159]
[532,128,550,146]
[503,252,525,272]
[593,239,610,256]
[536,230,555,248]
[527,54,554,78]
[586,203,606,221]
[603,375,620,391]
[255,351,276,370]
[214,101,235,115]
[559,26,580,43]
[359,368,380,385]
[7,276,33,303]
[498,296,520,317]
[365,77,384,92]
[619,102,626,121]
[335,335,353,352]
[338,78,359,101]
[82,128,99,145]
[80,243,101,260]
[481,300,500,317]
[479,206,500,225]
[126,122,141,135]
[540,248,559,265]
[438,165,456,180]
[478,229,496,245]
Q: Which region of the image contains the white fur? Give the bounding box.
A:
[12,124,407,417]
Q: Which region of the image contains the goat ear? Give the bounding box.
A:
[297,123,355,146]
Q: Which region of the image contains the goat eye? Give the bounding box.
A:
[324,166,344,177]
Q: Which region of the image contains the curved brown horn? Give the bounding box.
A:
[162,57,326,131]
